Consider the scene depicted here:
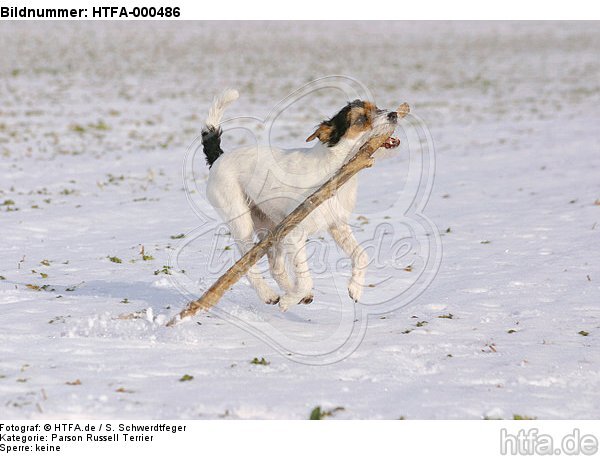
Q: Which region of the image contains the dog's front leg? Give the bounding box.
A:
[328,223,369,302]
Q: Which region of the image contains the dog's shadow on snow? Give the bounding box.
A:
[77,280,188,311]
[8,279,323,323]
[28,280,187,314]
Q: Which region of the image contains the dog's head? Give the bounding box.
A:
[306,100,400,150]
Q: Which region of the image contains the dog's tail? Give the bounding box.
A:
[202,89,239,167]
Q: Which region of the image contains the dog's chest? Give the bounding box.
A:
[252,173,358,232]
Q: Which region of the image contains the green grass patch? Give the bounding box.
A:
[513,414,536,420]
[154,265,172,275]
[309,406,345,420]
[250,357,270,366]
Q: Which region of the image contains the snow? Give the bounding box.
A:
[0,21,599,419]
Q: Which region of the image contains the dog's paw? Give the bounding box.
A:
[348,281,363,303]
[265,295,280,305]
[278,296,295,312]
[259,288,281,305]
[278,294,303,312]
[300,294,313,305]
[279,293,314,311]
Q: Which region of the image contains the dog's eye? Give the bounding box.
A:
[355,115,367,125]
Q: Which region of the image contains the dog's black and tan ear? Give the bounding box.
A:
[306,122,334,143]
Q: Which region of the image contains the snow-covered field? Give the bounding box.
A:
[0,21,599,419]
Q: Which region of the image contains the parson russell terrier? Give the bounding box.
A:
[201,89,401,311]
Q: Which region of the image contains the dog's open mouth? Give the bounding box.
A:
[382,136,401,149]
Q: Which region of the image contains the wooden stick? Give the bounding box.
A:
[166,103,410,326]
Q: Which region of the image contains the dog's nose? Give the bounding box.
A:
[387,111,398,122]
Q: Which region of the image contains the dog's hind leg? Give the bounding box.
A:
[278,230,314,311]
[252,207,294,297]
[209,185,280,305]
[227,213,281,304]
[328,223,368,302]
[267,243,295,293]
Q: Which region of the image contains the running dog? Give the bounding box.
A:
[201,89,400,311]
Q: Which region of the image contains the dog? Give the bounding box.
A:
[201,89,401,311]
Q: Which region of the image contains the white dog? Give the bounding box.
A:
[202,89,400,311]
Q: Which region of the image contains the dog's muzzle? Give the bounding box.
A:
[383,111,400,149]
[381,103,409,149]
